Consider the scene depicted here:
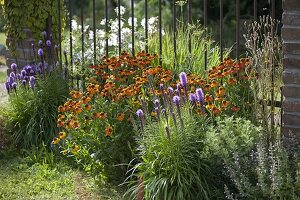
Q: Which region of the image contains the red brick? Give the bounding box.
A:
[283,69,300,84]
[282,13,300,26]
[282,0,300,10]
[283,42,300,55]
[282,113,300,125]
[282,98,300,112]
[283,56,300,69]
[283,85,300,98]
[282,27,300,41]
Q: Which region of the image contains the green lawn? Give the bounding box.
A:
[0,151,123,200]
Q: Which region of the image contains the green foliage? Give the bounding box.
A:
[1,71,69,148]
[146,22,229,74]
[225,137,300,199]
[203,116,262,162]
[3,0,65,51]
[56,96,136,184]
[126,104,214,200]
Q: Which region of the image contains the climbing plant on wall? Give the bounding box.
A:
[3,0,65,50]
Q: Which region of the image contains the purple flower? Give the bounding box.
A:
[38,48,43,56]
[64,50,67,55]
[195,88,204,103]
[8,76,14,84]
[11,82,17,90]
[136,109,144,118]
[179,72,188,86]
[9,72,16,78]
[22,79,26,85]
[38,40,43,47]
[11,63,17,71]
[42,31,47,38]
[173,95,180,105]
[50,33,53,40]
[189,93,197,103]
[29,76,35,89]
[154,99,160,108]
[21,69,26,76]
[46,40,51,47]
[159,84,164,91]
[168,87,174,94]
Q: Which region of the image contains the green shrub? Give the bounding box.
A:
[203,116,262,162]
[2,71,69,148]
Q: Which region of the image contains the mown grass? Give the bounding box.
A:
[0,151,123,200]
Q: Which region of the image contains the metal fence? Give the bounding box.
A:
[56,0,281,127]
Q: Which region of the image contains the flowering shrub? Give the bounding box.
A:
[66,5,161,65]
[53,49,256,186]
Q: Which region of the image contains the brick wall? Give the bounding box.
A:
[282,0,300,137]
[5,28,35,69]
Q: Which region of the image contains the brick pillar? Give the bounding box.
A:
[282,0,300,137]
[5,28,35,68]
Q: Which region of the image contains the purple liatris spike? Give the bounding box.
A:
[8,76,14,84]
[195,88,204,104]
[46,40,51,47]
[42,31,47,38]
[168,87,173,94]
[154,99,160,108]
[136,109,144,118]
[38,48,43,56]
[21,69,26,76]
[136,109,144,131]
[38,40,43,47]
[22,79,26,86]
[189,93,196,103]
[173,95,180,106]
[179,72,187,87]
[11,63,17,71]
[9,72,15,78]
[11,82,17,91]
[29,76,35,89]
[159,83,164,91]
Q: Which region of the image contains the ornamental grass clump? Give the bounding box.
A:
[125,73,214,200]
[2,32,69,149]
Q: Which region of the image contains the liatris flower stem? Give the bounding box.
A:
[38,48,45,79]
[159,84,168,108]
[165,125,171,140]
[173,95,184,129]
[136,109,144,132]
